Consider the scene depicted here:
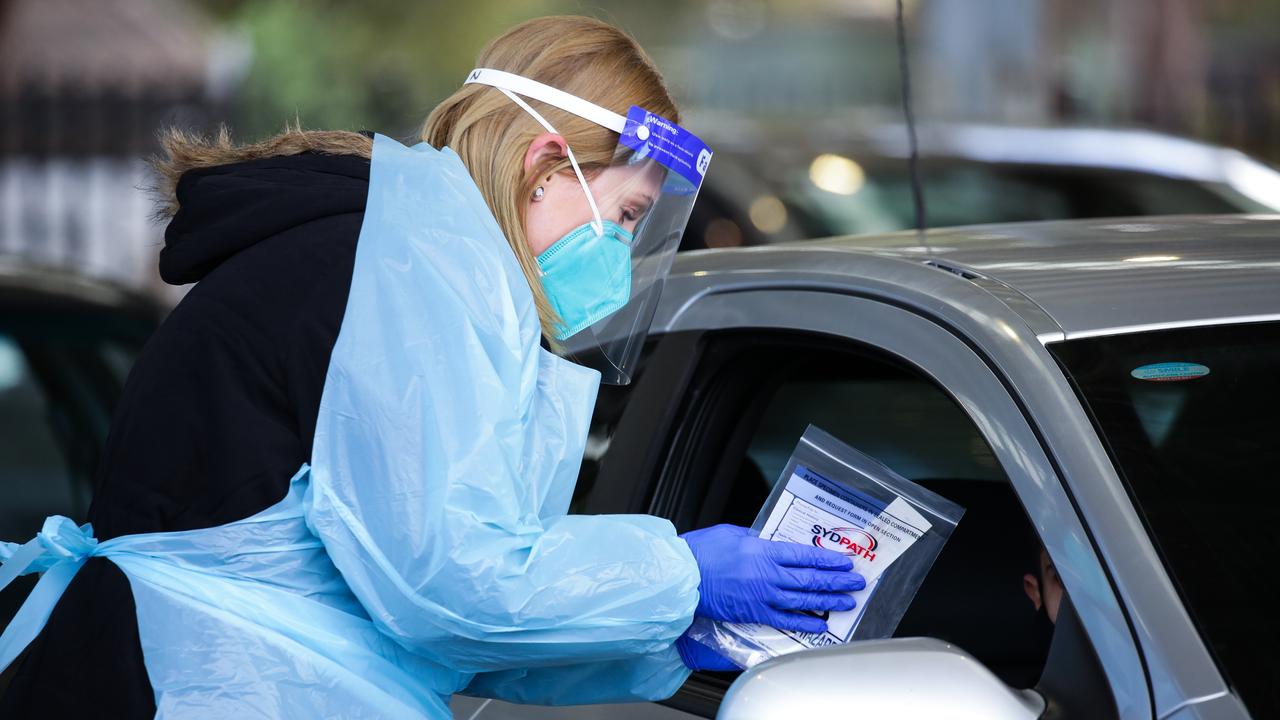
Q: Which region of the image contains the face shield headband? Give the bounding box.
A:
[463,67,713,384]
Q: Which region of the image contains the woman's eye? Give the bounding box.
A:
[621,207,638,223]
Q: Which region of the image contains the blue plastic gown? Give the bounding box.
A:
[0,135,700,717]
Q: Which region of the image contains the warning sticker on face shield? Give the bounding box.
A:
[726,465,932,654]
[620,105,712,188]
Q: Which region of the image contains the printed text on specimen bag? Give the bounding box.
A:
[731,466,931,655]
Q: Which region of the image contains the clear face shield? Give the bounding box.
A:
[465,69,712,385]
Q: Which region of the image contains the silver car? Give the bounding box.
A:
[683,124,1280,249]
[454,214,1278,719]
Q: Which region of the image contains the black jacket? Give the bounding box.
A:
[0,151,371,717]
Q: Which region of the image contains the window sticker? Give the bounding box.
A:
[1130,362,1211,382]
[619,106,712,189]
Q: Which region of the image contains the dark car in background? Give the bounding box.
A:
[0,258,161,627]
[683,123,1280,250]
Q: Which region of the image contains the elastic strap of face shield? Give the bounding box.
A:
[495,88,605,236]
[465,68,641,238]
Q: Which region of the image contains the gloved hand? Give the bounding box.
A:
[676,632,739,672]
[679,524,865,635]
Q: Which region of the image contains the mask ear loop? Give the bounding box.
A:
[499,88,605,237]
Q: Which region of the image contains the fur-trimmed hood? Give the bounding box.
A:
[155,128,374,285]
[152,127,373,218]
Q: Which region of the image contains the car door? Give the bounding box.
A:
[454,288,1151,719]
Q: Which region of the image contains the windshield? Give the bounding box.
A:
[1050,322,1280,717]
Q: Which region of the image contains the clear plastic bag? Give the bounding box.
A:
[688,425,965,668]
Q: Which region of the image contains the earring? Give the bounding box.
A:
[533,186,545,201]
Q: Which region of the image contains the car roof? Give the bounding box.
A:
[668,214,1280,341]
[0,255,162,320]
[869,124,1278,188]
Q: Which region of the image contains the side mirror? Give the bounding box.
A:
[717,637,1045,719]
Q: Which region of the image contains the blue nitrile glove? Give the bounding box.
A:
[676,632,739,671]
[679,524,865,634]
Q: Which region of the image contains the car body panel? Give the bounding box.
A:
[800,215,1280,340]
[643,216,1276,718]
[1163,692,1252,720]
[718,638,1046,720]
[0,256,161,317]
[449,695,695,720]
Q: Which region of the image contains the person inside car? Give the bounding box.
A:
[1024,543,1064,624]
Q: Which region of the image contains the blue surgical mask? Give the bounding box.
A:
[537,220,634,340]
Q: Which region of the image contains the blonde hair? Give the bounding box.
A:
[423,16,678,338]
[153,15,676,341]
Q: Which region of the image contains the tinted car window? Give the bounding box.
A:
[0,292,153,630]
[0,334,76,535]
[571,342,656,515]
[1052,322,1280,717]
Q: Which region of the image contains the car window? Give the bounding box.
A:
[711,341,1048,686]
[0,334,77,537]
[0,332,91,638]
[572,381,632,515]
[1051,322,1280,718]
[571,343,655,515]
[0,308,150,633]
[592,332,1057,705]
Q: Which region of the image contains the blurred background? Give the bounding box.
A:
[0,0,1279,636]
[1,1,1280,549]
[2,0,1279,291]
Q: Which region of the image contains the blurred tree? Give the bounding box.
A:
[191,0,695,141]
[194,0,560,140]
[189,0,1280,162]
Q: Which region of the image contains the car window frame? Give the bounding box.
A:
[591,288,1150,719]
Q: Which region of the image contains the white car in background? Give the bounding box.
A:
[682,123,1280,250]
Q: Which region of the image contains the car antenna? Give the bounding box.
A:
[895,0,932,256]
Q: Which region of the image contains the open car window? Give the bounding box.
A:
[673,334,1051,692]
[577,328,1078,720]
